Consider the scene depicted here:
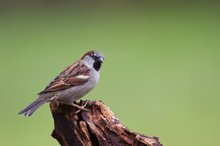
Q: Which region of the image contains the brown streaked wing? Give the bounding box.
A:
[38,61,90,95]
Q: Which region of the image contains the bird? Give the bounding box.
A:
[19,50,104,117]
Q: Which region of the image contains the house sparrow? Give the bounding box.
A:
[19,50,104,116]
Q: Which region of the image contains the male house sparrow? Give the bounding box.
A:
[19,50,104,116]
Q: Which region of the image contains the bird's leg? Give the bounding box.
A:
[74,100,89,113]
[54,97,60,106]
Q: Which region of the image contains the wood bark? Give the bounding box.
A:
[50,100,163,146]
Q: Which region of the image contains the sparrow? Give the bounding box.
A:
[19,50,104,116]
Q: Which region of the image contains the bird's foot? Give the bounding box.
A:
[55,101,59,106]
[71,101,89,113]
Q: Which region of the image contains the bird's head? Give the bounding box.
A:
[81,50,105,71]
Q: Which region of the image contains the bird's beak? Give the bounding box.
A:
[98,57,104,63]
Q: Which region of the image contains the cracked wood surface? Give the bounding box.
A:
[50,100,163,146]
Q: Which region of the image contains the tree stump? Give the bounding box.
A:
[50,100,163,146]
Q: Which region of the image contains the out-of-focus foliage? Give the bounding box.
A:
[0,1,219,146]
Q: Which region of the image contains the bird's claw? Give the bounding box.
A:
[72,101,89,113]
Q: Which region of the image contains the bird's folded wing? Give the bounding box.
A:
[38,61,90,95]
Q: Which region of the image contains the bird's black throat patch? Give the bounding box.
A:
[93,61,102,71]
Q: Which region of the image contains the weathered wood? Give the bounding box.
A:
[50,100,163,146]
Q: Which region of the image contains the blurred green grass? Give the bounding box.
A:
[0,3,220,146]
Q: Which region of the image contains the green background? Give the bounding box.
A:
[0,1,220,146]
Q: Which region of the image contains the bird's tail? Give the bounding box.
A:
[18,97,49,117]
